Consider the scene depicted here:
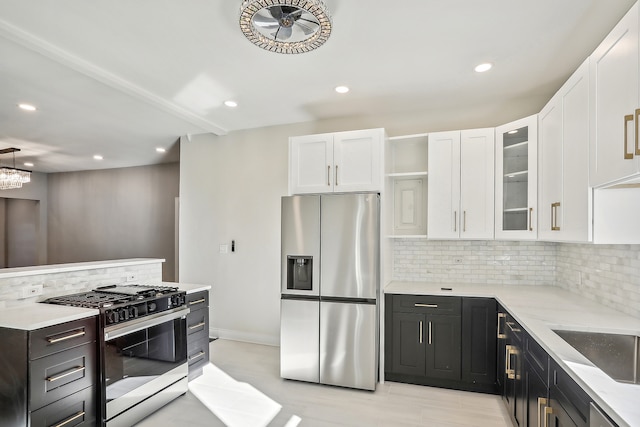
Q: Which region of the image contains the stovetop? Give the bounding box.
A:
[44,284,180,308]
[43,284,186,326]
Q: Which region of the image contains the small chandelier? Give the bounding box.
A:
[239,0,332,54]
[0,148,31,190]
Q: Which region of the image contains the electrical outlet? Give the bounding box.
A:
[219,244,229,254]
[21,284,43,299]
[126,274,137,282]
[454,257,463,264]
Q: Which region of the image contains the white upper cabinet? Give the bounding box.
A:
[428,128,494,239]
[538,60,591,243]
[589,2,640,187]
[495,115,538,240]
[289,129,384,194]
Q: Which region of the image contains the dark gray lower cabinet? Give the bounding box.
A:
[547,360,591,427]
[186,290,210,380]
[386,294,495,392]
[461,298,497,391]
[0,317,97,427]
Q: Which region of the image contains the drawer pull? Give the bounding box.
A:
[53,411,85,427]
[189,351,205,362]
[189,322,206,330]
[46,330,85,344]
[189,298,206,305]
[537,397,548,427]
[414,303,438,308]
[497,312,506,339]
[47,366,85,383]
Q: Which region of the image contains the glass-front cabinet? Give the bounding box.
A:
[495,115,538,240]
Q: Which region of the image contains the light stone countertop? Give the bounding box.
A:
[384,282,640,427]
[0,258,165,280]
[0,303,98,330]
[164,281,211,295]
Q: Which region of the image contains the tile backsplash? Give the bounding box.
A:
[0,261,162,308]
[556,243,640,319]
[392,239,640,318]
[392,239,557,285]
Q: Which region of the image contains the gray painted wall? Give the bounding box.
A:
[47,163,179,281]
[0,172,48,264]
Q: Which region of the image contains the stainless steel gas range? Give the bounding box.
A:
[44,284,189,427]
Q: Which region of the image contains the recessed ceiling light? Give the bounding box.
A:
[335,86,350,94]
[156,147,167,153]
[474,63,493,73]
[18,103,37,111]
[508,130,519,134]
[224,100,238,108]
[24,162,34,167]
[93,155,103,160]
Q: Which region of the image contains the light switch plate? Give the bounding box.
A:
[219,244,229,254]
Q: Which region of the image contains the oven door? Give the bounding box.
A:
[103,307,189,423]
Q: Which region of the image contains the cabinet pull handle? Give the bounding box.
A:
[529,207,534,231]
[551,202,560,231]
[505,344,512,376]
[189,298,206,305]
[335,165,338,186]
[189,351,206,362]
[428,321,432,345]
[46,329,85,344]
[327,165,331,186]
[506,346,516,379]
[53,411,86,427]
[189,321,206,330]
[47,366,85,383]
[497,312,506,339]
[453,211,457,232]
[537,398,548,427]
[463,211,467,232]
[419,320,423,344]
[414,303,438,308]
[506,321,520,333]
[624,114,635,159]
[544,406,553,427]
[636,109,640,155]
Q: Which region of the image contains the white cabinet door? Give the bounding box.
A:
[290,129,383,194]
[538,92,563,240]
[333,129,383,193]
[289,133,334,194]
[460,128,495,239]
[589,2,640,187]
[495,115,538,240]
[539,60,591,243]
[427,131,460,239]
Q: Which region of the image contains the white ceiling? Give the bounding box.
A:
[0,0,636,173]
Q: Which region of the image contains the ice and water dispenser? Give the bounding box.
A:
[286,256,313,290]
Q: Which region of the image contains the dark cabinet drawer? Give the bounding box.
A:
[187,336,210,380]
[187,291,209,313]
[187,308,209,343]
[29,342,96,410]
[550,360,591,427]
[30,317,96,360]
[30,385,96,427]
[525,334,549,385]
[393,295,461,315]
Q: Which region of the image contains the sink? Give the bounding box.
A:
[553,329,640,384]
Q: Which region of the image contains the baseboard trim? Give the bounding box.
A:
[209,327,278,347]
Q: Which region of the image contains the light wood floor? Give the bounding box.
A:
[137,339,512,427]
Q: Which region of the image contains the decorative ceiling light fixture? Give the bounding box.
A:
[0,148,31,190]
[239,0,332,54]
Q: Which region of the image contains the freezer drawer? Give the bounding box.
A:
[320,300,377,390]
[280,298,320,383]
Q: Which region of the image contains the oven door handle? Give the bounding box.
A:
[104,307,190,341]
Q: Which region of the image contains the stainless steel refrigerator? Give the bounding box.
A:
[280,193,379,391]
